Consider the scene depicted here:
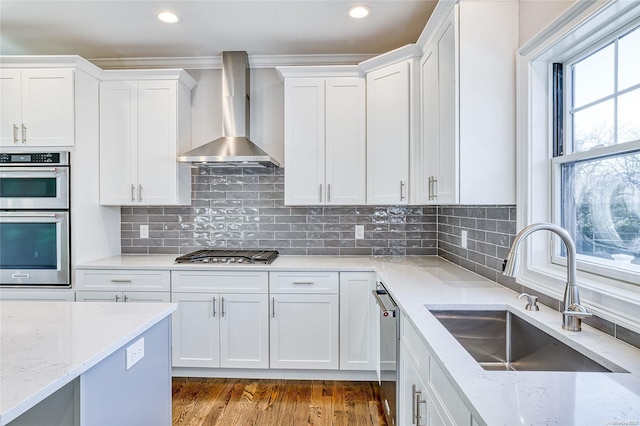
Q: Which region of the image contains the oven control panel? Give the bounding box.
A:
[0,152,67,165]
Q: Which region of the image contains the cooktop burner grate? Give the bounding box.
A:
[175,249,279,264]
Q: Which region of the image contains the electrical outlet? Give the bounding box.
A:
[461,230,468,249]
[140,224,149,239]
[355,225,365,240]
[125,337,144,370]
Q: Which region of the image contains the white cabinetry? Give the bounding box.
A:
[361,46,420,205]
[269,272,339,369]
[419,2,517,204]
[99,70,196,206]
[0,68,75,147]
[75,269,171,303]
[399,314,472,426]
[0,289,75,301]
[339,272,377,371]
[171,271,269,369]
[279,67,366,205]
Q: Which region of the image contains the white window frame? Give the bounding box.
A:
[517,0,640,332]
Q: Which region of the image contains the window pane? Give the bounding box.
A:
[618,88,640,144]
[572,99,614,152]
[562,151,640,269]
[618,26,640,91]
[572,43,615,108]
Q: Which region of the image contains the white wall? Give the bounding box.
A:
[518,0,578,47]
[186,68,285,165]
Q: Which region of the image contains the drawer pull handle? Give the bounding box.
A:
[110,279,132,283]
[212,297,217,317]
[221,297,226,317]
[272,297,276,318]
[292,281,314,285]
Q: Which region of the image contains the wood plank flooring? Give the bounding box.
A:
[172,378,387,426]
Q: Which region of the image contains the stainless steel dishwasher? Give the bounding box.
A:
[372,281,399,426]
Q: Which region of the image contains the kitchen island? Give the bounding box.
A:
[75,254,640,425]
[0,301,176,426]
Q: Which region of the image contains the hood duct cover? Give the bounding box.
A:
[177,51,280,167]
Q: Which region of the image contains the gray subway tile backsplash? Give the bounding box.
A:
[121,167,437,256]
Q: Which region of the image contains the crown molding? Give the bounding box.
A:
[90,53,377,70]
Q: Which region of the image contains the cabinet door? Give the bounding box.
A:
[366,62,410,204]
[171,292,220,368]
[435,15,458,204]
[284,78,325,205]
[20,69,75,147]
[399,344,428,426]
[219,293,269,369]
[0,69,22,146]
[325,78,366,205]
[339,272,376,370]
[99,81,138,205]
[270,293,339,369]
[137,81,179,205]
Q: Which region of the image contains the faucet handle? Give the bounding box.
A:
[563,303,592,318]
[517,293,540,311]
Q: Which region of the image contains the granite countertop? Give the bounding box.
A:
[0,301,176,425]
[76,254,640,424]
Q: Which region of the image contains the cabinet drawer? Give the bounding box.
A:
[429,356,471,426]
[75,269,170,291]
[269,272,339,293]
[400,314,428,376]
[171,271,268,293]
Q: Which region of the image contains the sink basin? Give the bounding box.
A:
[429,309,626,372]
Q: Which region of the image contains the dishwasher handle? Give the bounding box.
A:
[372,288,398,317]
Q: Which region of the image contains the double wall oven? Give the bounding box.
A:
[0,152,70,286]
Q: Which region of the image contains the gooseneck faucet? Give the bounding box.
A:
[503,223,592,331]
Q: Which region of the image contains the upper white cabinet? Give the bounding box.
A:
[99,70,196,206]
[278,67,366,205]
[419,2,517,204]
[361,46,420,205]
[0,68,75,147]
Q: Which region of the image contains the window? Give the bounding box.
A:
[553,24,640,278]
[518,0,640,329]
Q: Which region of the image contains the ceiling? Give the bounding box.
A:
[0,1,437,61]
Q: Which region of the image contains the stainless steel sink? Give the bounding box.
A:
[429,309,626,372]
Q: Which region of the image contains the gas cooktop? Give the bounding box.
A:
[175,249,279,265]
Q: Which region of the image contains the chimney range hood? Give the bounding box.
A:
[177,51,280,167]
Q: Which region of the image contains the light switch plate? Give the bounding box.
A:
[461,230,468,249]
[140,224,149,239]
[355,225,365,240]
[125,337,144,370]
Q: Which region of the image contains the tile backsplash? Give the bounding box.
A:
[121,167,437,256]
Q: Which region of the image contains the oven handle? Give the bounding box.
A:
[0,212,66,221]
[0,167,66,174]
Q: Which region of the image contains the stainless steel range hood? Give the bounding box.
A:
[177,51,280,167]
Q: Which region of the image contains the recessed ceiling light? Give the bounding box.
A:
[348,5,371,19]
[158,11,180,24]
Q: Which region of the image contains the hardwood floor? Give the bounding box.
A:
[172,378,387,426]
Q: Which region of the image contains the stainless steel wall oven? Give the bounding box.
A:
[0,152,70,286]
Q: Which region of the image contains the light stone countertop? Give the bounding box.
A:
[76,254,640,425]
[0,301,176,425]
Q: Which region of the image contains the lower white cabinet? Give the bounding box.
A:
[399,314,472,426]
[339,272,377,370]
[75,269,170,303]
[76,290,169,303]
[171,292,269,369]
[170,271,270,369]
[269,272,339,369]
